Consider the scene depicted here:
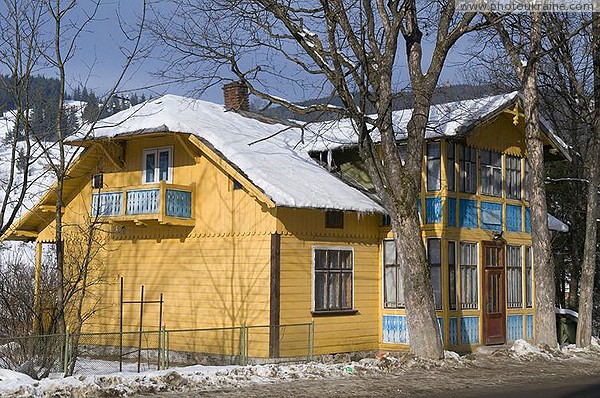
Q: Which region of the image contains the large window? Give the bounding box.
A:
[426,142,441,191]
[460,242,478,309]
[427,239,442,310]
[143,147,172,184]
[507,245,523,308]
[459,145,477,193]
[314,248,353,312]
[383,240,404,308]
[481,150,502,197]
[448,241,457,310]
[447,142,455,192]
[525,246,533,307]
[506,156,522,199]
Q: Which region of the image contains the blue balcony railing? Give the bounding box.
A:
[91,182,193,225]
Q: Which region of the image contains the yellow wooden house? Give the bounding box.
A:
[1,85,569,357]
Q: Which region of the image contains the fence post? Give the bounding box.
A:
[63,329,70,376]
[308,321,314,361]
[165,327,170,369]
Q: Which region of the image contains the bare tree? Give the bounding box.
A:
[152,1,483,358]
[0,0,45,237]
[487,12,558,347]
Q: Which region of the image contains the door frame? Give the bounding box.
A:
[482,240,506,345]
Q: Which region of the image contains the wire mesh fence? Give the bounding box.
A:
[0,322,314,378]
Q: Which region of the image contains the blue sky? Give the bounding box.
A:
[1,1,480,105]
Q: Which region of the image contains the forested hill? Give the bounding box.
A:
[0,74,148,141]
[259,83,508,122]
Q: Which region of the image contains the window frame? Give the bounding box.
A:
[427,238,442,310]
[480,149,502,197]
[448,241,457,310]
[459,241,479,310]
[382,239,404,309]
[426,141,441,192]
[506,155,522,200]
[312,246,355,314]
[525,245,533,308]
[446,141,456,192]
[459,144,477,194]
[142,146,173,184]
[506,245,523,309]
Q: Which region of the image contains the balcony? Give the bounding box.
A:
[91,181,194,226]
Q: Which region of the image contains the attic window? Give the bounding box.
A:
[325,210,344,229]
[91,173,103,189]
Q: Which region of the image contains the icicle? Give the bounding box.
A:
[327,150,333,170]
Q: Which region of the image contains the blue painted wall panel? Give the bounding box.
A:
[382,315,409,344]
[507,314,524,341]
[459,199,478,229]
[506,205,522,232]
[525,207,531,233]
[426,197,442,224]
[480,202,503,231]
[447,197,456,227]
[449,317,458,346]
[526,314,534,340]
[460,316,479,344]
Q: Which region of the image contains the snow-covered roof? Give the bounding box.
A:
[301,91,570,160]
[84,94,383,213]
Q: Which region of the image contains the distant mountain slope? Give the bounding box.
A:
[258,83,506,122]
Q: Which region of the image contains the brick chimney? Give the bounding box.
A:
[222,81,250,111]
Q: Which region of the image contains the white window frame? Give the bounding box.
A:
[382,239,404,309]
[142,146,173,184]
[312,246,355,313]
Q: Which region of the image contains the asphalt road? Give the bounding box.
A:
[442,375,600,398]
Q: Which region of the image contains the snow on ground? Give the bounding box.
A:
[3,339,599,398]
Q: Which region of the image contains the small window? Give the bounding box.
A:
[381,214,391,227]
[325,210,344,229]
[447,142,455,192]
[507,245,523,308]
[481,150,502,197]
[506,156,522,199]
[91,173,103,189]
[427,238,442,310]
[448,241,457,310]
[426,142,441,192]
[460,242,478,309]
[525,246,533,307]
[313,248,353,312]
[143,147,172,184]
[459,145,477,194]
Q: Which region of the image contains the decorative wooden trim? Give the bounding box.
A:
[269,233,281,358]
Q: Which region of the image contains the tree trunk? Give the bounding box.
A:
[576,12,600,348]
[523,15,557,347]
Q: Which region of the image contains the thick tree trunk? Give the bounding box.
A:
[576,13,600,348]
[523,29,557,346]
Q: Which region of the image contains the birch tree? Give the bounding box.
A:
[153,0,484,358]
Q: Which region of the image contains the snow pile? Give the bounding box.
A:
[0,351,469,397]
[510,339,554,359]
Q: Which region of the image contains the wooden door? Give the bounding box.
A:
[483,241,506,345]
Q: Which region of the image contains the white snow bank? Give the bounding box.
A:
[510,339,553,359]
[0,351,469,397]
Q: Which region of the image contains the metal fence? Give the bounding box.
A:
[0,322,314,378]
